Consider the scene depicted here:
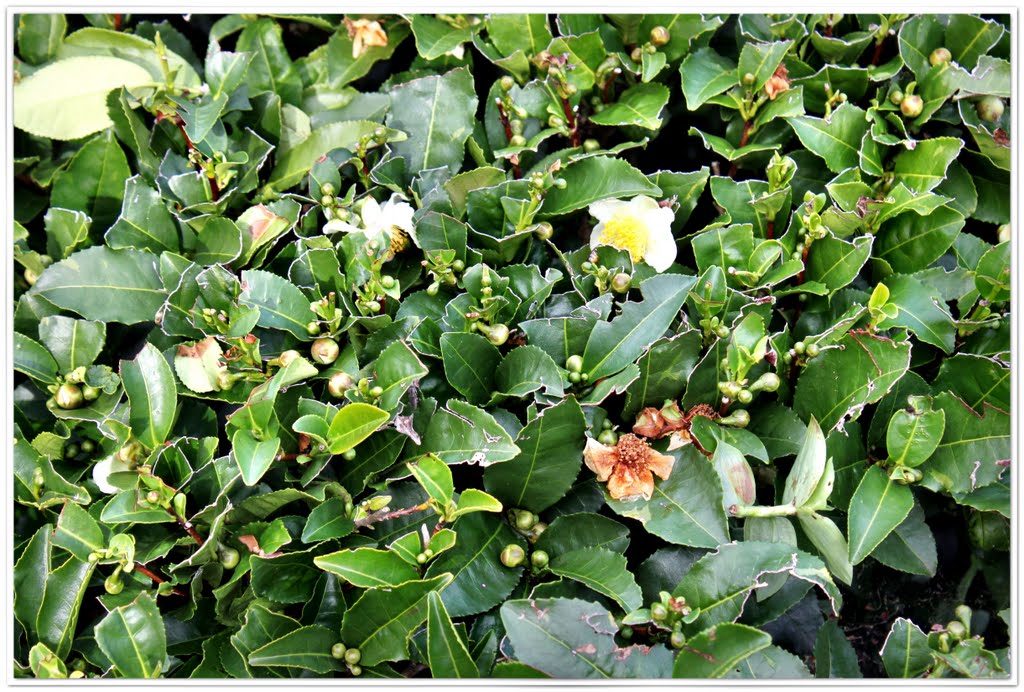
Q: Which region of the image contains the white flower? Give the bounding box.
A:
[588,195,676,272]
[92,454,132,494]
[324,194,417,248]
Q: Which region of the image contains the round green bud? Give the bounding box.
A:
[531,550,549,569]
[805,343,820,358]
[534,222,554,240]
[976,95,1005,122]
[321,194,335,207]
[509,134,527,147]
[23,267,39,286]
[528,522,547,543]
[306,321,321,336]
[568,371,581,383]
[742,72,756,86]
[369,385,384,399]
[56,383,84,410]
[955,604,973,627]
[500,544,526,568]
[81,439,95,454]
[566,355,584,373]
[929,47,952,66]
[500,75,516,91]
[349,665,362,676]
[219,546,240,570]
[644,43,657,54]
[484,323,510,347]
[416,553,428,564]
[279,349,301,367]
[515,510,537,532]
[719,409,750,428]
[452,260,466,272]
[510,119,524,136]
[889,89,905,106]
[630,46,644,63]
[65,443,80,458]
[619,625,633,640]
[751,372,781,393]
[548,115,566,129]
[650,26,671,46]
[793,341,806,355]
[997,224,1010,244]
[583,138,601,152]
[146,490,161,505]
[580,373,589,382]
[598,430,618,446]
[311,338,340,365]
[669,631,686,649]
[104,573,124,595]
[715,326,730,339]
[946,621,967,640]
[342,448,358,461]
[424,549,434,558]
[651,603,669,622]
[365,300,381,314]
[513,106,528,119]
[900,94,924,118]
[331,643,347,660]
[601,418,613,430]
[737,389,753,405]
[88,552,100,563]
[344,648,362,665]
[320,183,336,197]
[426,282,440,296]
[328,372,356,398]
[380,275,396,290]
[611,272,631,294]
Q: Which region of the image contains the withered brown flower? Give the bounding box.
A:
[584,433,674,501]
[764,64,790,101]
[343,17,388,58]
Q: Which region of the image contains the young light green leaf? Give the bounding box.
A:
[247,625,343,673]
[407,453,455,507]
[314,548,420,588]
[327,402,389,455]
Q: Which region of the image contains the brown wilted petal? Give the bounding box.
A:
[344,18,388,58]
[633,407,666,438]
[764,64,790,101]
[646,449,675,480]
[608,465,654,501]
[583,437,617,481]
[237,535,261,555]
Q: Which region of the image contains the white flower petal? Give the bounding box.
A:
[628,195,662,215]
[588,198,627,223]
[359,196,383,229]
[643,220,677,272]
[323,219,362,235]
[589,221,607,249]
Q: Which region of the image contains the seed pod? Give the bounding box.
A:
[900,94,924,118]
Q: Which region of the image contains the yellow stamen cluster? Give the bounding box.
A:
[598,213,647,262]
[386,227,410,259]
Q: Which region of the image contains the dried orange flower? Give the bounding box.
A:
[764,64,790,101]
[344,17,388,58]
[584,433,675,501]
[666,403,719,451]
[633,401,688,439]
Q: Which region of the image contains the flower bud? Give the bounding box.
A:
[900,94,923,118]
[481,323,510,347]
[548,115,565,129]
[311,338,340,365]
[583,138,600,152]
[219,546,240,569]
[500,543,526,568]
[598,430,618,446]
[568,371,581,383]
[630,46,644,63]
[997,224,1010,244]
[742,72,756,86]
[889,89,905,105]
[320,183,336,197]
[530,549,549,569]
[737,389,753,404]
[955,604,973,628]
[342,449,357,461]
[81,439,95,454]
[650,26,671,46]
[278,350,301,367]
[344,648,362,665]
[719,410,750,428]
[65,443,79,458]
[793,341,806,355]
[976,95,1005,122]
[500,75,516,91]
[82,385,101,401]
[331,643,347,659]
[416,553,428,564]
[306,321,321,336]
[611,272,631,294]
[509,134,527,147]
[670,631,686,648]
[514,509,537,531]
[651,602,668,622]
[146,490,161,505]
[750,372,781,393]
[533,222,554,240]
[55,383,84,410]
[805,343,820,358]
[946,621,967,640]
[929,47,952,66]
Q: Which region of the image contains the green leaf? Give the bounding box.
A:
[814,620,863,678]
[673,541,841,632]
[327,23,411,88]
[426,592,479,678]
[975,241,1010,303]
[892,137,964,193]
[877,274,956,353]
[95,593,166,678]
[872,502,938,576]
[680,47,737,110]
[105,176,180,254]
[727,646,813,678]
[535,513,630,556]
[796,510,853,584]
[327,402,389,455]
[483,397,586,513]
[38,316,106,374]
[99,489,174,524]
[43,208,91,260]
[493,345,563,399]
[269,120,406,190]
[14,527,50,638]
[121,342,177,449]
[340,574,454,667]
[787,104,870,173]
[673,623,772,678]
[439,332,501,405]
[29,246,166,324]
[424,512,525,617]
[881,617,932,678]
[590,83,670,130]
[687,126,781,161]
[53,501,105,562]
[250,550,321,604]
[14,56,154,140]
[886,396,945,467]
[229,604,300,678]
[582,274,693,380]
[238,269,317,340]
[314,548,420,588]
[231,428,281,487]
[500,598,674,678]
[945,15,1004,70]
[805,234,872,293]
[410,14,473,60]
[549,548,643,612]
[539,156,662,217]
[876,206,964,274]
[407,454,455,507]
[18,14,67,64]
[301,497,355,544]
[452,489,503,518]
[622,331,702,418]
[847,465,914,564]
[386,67,478,177]
[248,625,343,673]
[607,446,730,548]
[419,400,520,466]
[738,40,792,92]
[794,332,911,433]
[51,130,131,230]
[919,392,1010,496]
[711,441,756,509]
[14,332,58,384]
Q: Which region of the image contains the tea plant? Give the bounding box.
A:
[12,12,1011,679]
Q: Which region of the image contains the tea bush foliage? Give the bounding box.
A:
[12,12,1011,679]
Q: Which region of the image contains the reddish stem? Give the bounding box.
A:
[167,114,220,202]
[560,96,581,148]
[495,101,521,178]
[113,14,122,31]
[134,562,186,597]
[871,39,886,66]
[796,243,810,284]
[766,219,775,240]
[354,501,431,529]
[728,120,753,177]
[166,507,204,546]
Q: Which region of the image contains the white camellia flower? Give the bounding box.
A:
[588,195,676,272]
[324,194,418,251]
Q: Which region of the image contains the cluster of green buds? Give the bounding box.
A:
[187,147,239,196]
[500,542,548,572]
[781,339,822,366]
[649,591,695,648]
[63,438,97,461]
[350,494,391,524]
[718,372,782,406]
[890,81,923,118]
[495,76,530,147]
[699,315,731,342]
[330,642,363,676]
[508,508,547,544]
[958,299,1004,337]
[423,249,465,296]
[822,81,849,119]
[138,468,188,520]
[596,417,618,446]
[580,254,631,295]
[629,25,671,65]
[564,354,591,386]
[47,366,103,410]
[318,182,353,226]
[536,51,578,101]
[309,291,345,334]
[354,270,400,316]
[794,190,829,261]
[350,377,385,407]
[514,163,566,231]
[197,306,235,334]
[931,605,977,662]
[352,127,391,186]
[466,267,511,346]
[87,533,136,573]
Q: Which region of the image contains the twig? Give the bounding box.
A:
[354,501,431,529]
[166,506,205,546]
[727,120,753,177]
[495,100,521,178]
[134,562,187,597]
[560,95,581,147]
[871,38,886,66]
